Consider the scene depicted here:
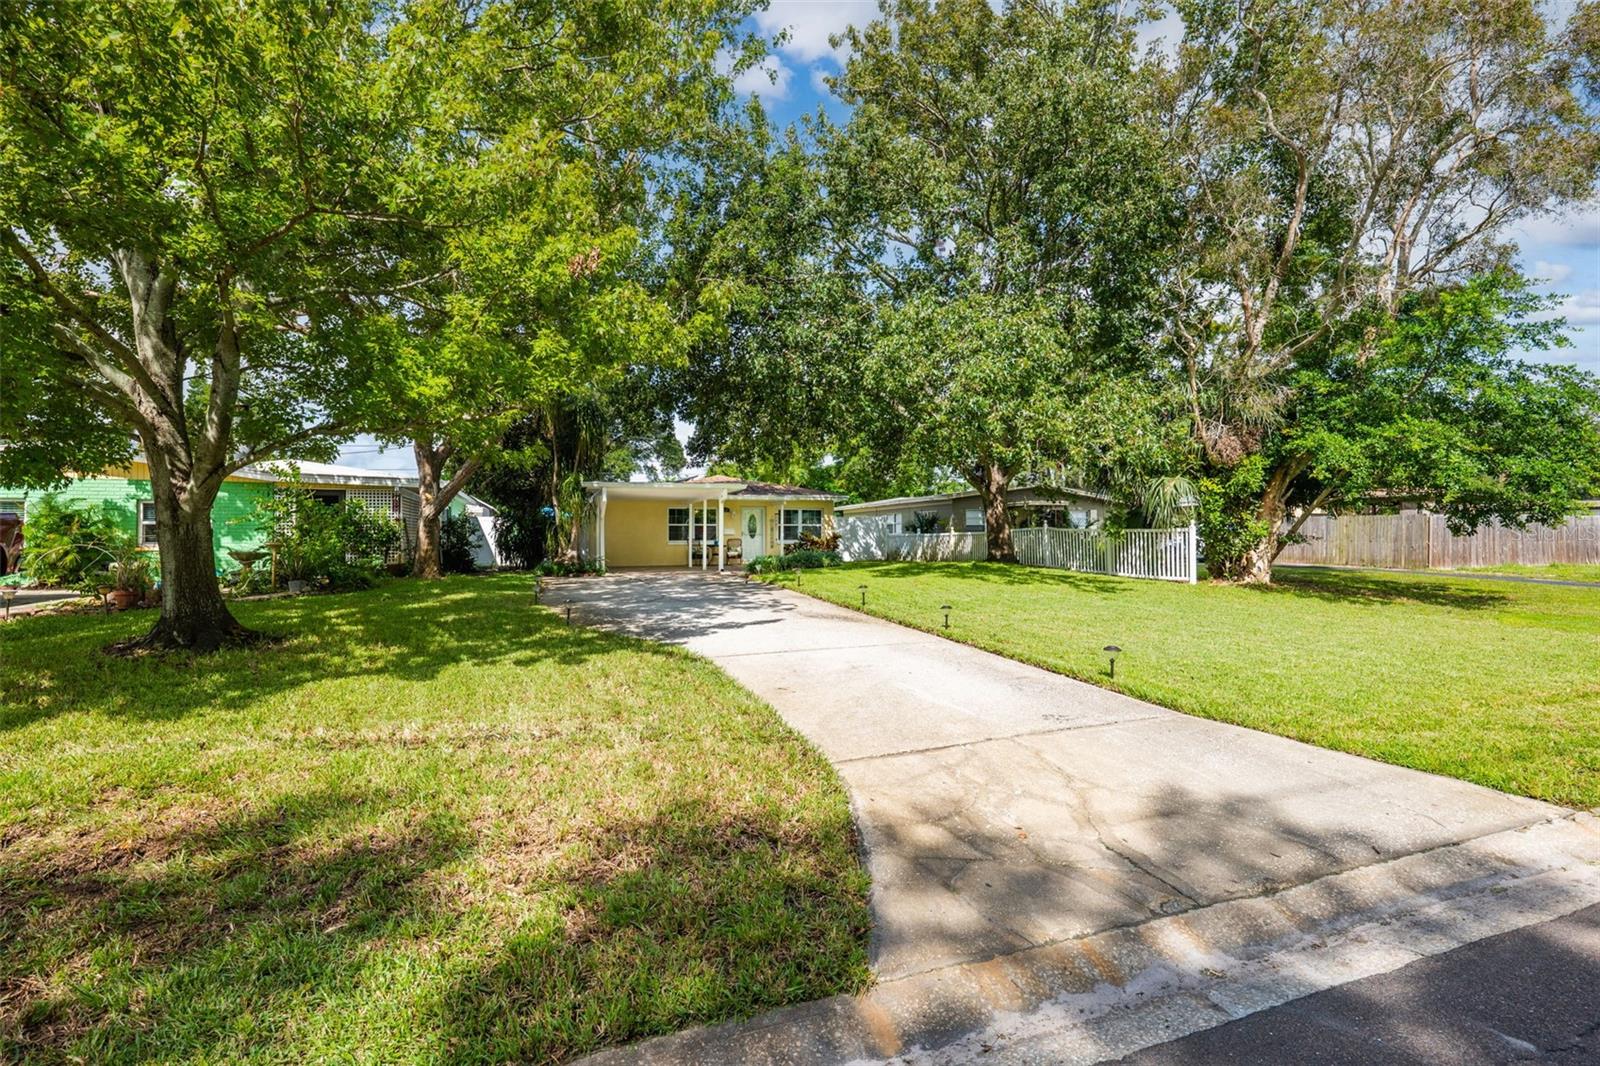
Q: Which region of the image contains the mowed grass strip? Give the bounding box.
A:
[1460,562,1600,583]
[0,575,868,1064]
[770,563,1600,808]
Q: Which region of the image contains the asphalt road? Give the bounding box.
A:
[1117,902,1600,1065]
[2,587,82,616]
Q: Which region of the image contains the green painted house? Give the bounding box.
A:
[0,460,500,575]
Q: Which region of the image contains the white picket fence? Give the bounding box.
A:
[1013,526,1197,582]
[837,516,1198,582]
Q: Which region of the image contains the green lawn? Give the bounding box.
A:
[1459,562,1600,583]
[0,575,868,1064]
[770,563,1600,809]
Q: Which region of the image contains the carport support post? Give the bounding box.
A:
[717,491,726,572]
[701,497,709,571]
[597,487,607,569]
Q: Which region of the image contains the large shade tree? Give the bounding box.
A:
[361,0,753,577]
[1165,0,1600,581]
[679,0,1181,558]
[0,1,453,649]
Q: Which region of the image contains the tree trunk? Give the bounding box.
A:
[1234,533,1278,584]
[973,461,1016,563]
[411,437,484,578]
[413,441,446,579]
[125,451,252,653]
[1215,460,1301,585]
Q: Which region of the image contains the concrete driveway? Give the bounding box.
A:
[558,570,1600,1064]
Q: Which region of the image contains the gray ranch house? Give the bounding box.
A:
[837,481,1112,534]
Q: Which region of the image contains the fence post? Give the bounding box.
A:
[1187,518,1198,584]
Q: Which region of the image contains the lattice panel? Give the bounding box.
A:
[348,488,398,517]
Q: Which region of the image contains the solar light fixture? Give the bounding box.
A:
[565,602,573,625]
[941,604,952,629]
[858,584,868,608]
[1103,645,1122,679]
[1,586,14,619]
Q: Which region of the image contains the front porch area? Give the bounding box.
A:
[578,477,839,572]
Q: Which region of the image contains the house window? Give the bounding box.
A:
[668,505,719,543]
[310,489,346,507]
[693,505,719,543]
[139,501,159,546]
[781,508,823,543]
[964,508,984,531]
[884,513,902,534]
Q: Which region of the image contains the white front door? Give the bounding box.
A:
[740,507,766,558]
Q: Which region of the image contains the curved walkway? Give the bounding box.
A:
[556,570,1600,1064]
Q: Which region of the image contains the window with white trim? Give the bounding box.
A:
[964,507,984,531]
[668,504,720,543]
[693,504,720,543]
[139,501,159,546]
[667,506,690,543]
[884,513,902,534]
[780,507,823,543]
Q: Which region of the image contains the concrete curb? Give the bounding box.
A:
[581,813,1600,1065]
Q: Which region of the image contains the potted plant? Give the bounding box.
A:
[106,546,153,610]
[279,542,311,594]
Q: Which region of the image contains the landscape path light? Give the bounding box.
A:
[1104,645,1122,679]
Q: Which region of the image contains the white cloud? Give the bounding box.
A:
[1555,289,1600,326]
[732,55,793,100]
[809,62,837,96]
[753,0,879,63]
[1532,259,1573,284]
[1511,203,1600,249]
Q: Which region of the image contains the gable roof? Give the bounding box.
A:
[232,460,417,488]
[678,475,835,499]
[581,476,841,501]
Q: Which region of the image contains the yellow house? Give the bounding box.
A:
[579,475,841,570]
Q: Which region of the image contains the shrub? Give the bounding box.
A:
[256,490,401,590]
[17,495,141,591]
[748,549,842,573]
[532,558,606,577]
[799,529,841,551]
[440,511,479,574]
[908,510,943,534]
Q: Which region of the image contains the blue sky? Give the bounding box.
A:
[339,0,1600,473]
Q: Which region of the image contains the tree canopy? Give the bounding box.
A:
[352,0,751,575]
[677,0,1182,556]
[1165,0,1600,579]
[1,0,455,647]
[0,0,757,645]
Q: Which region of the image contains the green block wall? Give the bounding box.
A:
[0,477,275,573]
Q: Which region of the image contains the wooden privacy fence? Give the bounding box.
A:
[1274,512,1600,570]
[836,517,1198,582]
[1013,526,1197,583]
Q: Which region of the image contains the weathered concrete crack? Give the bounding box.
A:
[833,717,1163,766]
